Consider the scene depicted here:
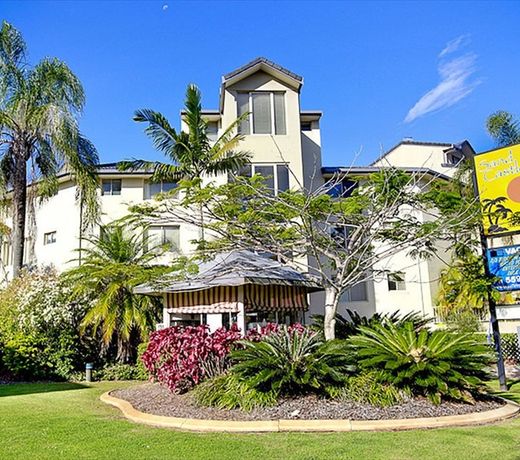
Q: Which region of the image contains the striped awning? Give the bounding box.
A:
[165,284,308,314]
[244,285,308,311]
[165,286,239,314]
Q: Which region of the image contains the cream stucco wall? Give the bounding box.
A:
[373,143,459,177]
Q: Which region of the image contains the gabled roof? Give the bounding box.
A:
[134,250,322,294]
[220,57,303,112]
[223,57,303,84]
[370,139,475,165]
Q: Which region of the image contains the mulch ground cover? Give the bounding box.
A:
[112,383,504,421]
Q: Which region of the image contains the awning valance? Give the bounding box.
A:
[165,284,309,315]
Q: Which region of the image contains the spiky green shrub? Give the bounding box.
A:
[311,309,430,339]
[326,371,404,407]
[192,373,277,411]
[231,327,354,395]
[349,322,493,404]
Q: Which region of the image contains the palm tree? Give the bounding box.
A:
[63,225,173,362]
[123,84,251,238]
[486,110,520,147]
[0,21,99,277]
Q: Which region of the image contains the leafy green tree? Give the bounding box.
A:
[132,168,471,339]
[0,21,99,276]
[63,225,176,363]
[486,110,520,147]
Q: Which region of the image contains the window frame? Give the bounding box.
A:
[238,91,287,136]
[101,179,122,196]
[387,272,406,291]
[145,225,180,254]
[43,231,57,245]
[144,180,178,200]
[240,163,290,195]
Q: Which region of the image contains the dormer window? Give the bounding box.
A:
[445,150,464,166]
[237,92,286,135]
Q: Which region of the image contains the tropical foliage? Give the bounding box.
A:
[231,327,353,395]
[123,84,251,183]
[486,110,520,147]
[311,309,430,339]
[326,371,404,407]
[349,322,493,404]
[63,225,172,363]
[0,21,99,276]
[192,372,278,411]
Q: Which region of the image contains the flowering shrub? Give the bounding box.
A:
[0,268,97,380]
[142,324,241,392]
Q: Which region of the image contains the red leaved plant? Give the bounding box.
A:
[142,322,307,392]
[141,324,241,392]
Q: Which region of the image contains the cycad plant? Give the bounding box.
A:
[0,21,99,276]
[349,322,493,404]
[63,225,172,363]
[231,327,354,395]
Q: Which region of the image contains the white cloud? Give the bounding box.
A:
[404,41,480,123]
[438,34,470,58]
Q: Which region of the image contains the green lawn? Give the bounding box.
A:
[0,380,519,460]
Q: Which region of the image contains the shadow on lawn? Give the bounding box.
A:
[0,382,90,398]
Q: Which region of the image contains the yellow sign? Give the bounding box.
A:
[474,143,520,235]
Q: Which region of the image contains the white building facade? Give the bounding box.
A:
[1,58,496,330]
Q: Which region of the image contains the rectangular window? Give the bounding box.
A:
[146,225,180,253]
[101,179,122,196]
[0,238,11,265]
[237,93,250,135]
[239,163,290,195]
[445,151,464,166]
[387,272,406,291]
[206,121,218,142]
[144,181,178,199]
[326,179,357,198]
[236,92,286,135]
[44,231,56,245]
[339,281,368,302]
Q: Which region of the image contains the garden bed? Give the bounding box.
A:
[112,383,505,422]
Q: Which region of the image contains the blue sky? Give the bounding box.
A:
[3,1,520,166]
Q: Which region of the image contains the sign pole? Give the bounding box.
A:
[479,233,508,391]
[471,152,507,391]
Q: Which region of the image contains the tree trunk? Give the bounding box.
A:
[11,152,27,278]
[323,286,339,340]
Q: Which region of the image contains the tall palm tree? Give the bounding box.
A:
[0,21,99,277]
[127,84,251,181]
[63,225,172,363]
[123,84,251,238]
[486,110,520,147]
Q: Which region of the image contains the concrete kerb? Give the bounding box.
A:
[100,391,520,433]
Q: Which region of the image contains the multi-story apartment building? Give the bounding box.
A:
[5,57,511,330]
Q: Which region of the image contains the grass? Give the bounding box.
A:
[0,380,519,460]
